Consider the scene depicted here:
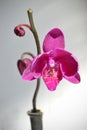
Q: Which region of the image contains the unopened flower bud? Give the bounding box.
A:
[14,26,25,36]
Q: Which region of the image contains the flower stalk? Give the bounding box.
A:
[21,52,35,59]
[27,8,41,112]
[27,9,41,55]
[32,79,41,112]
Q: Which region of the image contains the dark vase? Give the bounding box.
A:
[27,110,43,130]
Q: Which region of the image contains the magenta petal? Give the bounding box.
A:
[50,49,78,76]
[31,53,49,75]
[19,58,35,80]
[22,66,35,80]
[64,73,81,83]
[17,60,26,75]
[43,28,65,52]
[22,54,49,80]
[17,58,31,75]
[43,76,59,91]
[23,58,32,67]
[60,55,78,76]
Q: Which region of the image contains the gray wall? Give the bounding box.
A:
[0,0,87,130]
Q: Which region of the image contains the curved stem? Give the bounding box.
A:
[21,52,35,59]
[27,8,41,112]
[18,24,32,30]
[27,9,41,55]
[32,78,40,112]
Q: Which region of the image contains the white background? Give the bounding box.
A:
[0,0,87,130]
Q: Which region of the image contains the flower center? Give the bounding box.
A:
[48,68,57,77]
[42,59,62,91]
[47,59,58,77]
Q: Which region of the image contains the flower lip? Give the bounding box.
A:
[42,61,62,91]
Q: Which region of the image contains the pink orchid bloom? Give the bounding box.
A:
[17,28,80,91]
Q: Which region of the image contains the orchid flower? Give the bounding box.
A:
[17,28,80,91]
[14,9,81,112]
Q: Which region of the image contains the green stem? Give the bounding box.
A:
[27,8,41,112]
[21,52,35,59]
[32,79,40,112]
[27,9,41,55]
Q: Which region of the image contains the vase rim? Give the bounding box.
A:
[27,109,43,116]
